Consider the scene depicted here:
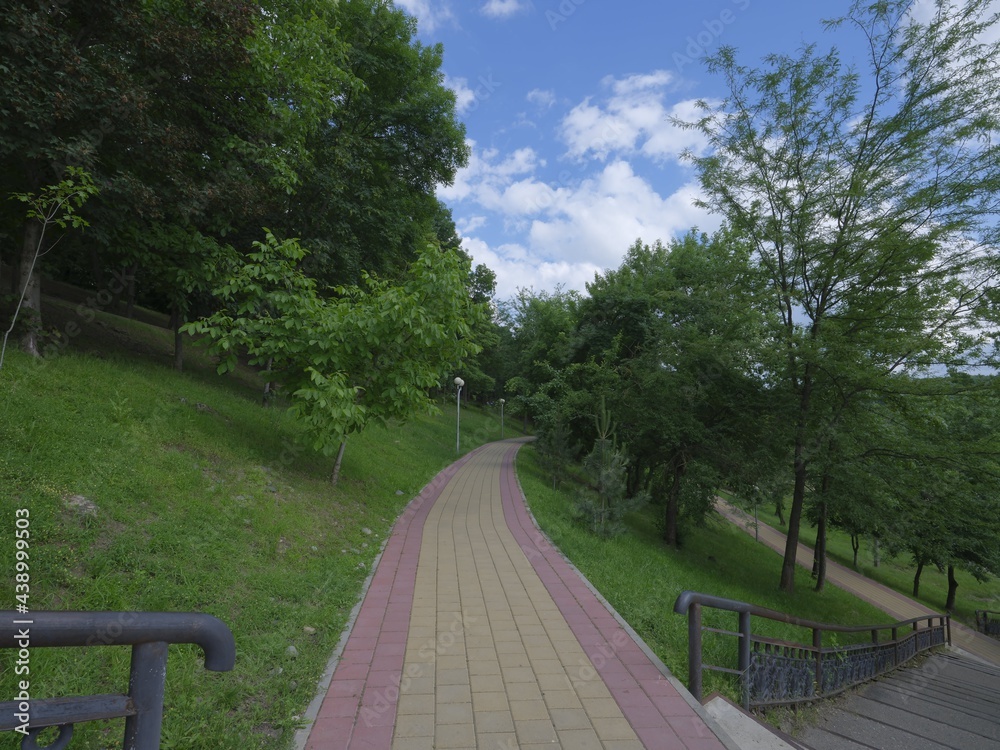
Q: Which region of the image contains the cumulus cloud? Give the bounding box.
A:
[560,70,712,163]
[394,0,454,33]
[438,141,544,204]
[444,75,477,114]
[443,140,718,296]
[481,0,531,19]
[526,88,557,109]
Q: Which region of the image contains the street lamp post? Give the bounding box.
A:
[454,377,464,453]
[499,398,505,440]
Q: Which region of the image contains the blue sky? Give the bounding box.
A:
[395,0,940,299]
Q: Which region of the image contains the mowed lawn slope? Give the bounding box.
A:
[0,303,511,750]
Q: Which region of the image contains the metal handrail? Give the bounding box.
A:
[976,609,1000,637]
[2,610,235,749]
[674,590,950,709]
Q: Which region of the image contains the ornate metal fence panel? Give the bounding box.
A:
[674,590,950,710]
[976,610,1000,638]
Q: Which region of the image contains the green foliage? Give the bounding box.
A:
[574,399,649,538]
[682,0,1000,591]
[186,232,485,473]
[2,167,98,368]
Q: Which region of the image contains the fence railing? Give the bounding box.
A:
[673,590,949,710]
[976,610,1000,638]
[1,610,235,750]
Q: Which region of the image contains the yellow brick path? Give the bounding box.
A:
[304,440,729,750]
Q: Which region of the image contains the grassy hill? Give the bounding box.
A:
[0,300,513,749]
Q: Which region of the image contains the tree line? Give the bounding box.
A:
[477,0,1000,604]
[1,0,477,359]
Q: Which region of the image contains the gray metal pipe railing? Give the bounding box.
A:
[1,611,235,750]
[674,590,949,709]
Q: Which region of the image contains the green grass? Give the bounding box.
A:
[0,320,515,749]
[744,500,1000,627]
[515,448,897,703]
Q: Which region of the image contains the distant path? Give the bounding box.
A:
[717,501,1000,666]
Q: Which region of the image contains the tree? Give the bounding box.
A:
[276,0,469,287]
[574,233,779,547]
[684,0,1000,592]
[574,398,649,539]
[1,167,97,365]
[186,232,485,483]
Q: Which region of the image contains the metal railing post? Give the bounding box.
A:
[813,629,823,696]
[124,641,169,750]
[689,602,703,702]
[738,610,751,710]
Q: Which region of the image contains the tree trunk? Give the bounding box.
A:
[17,220,43,358]
[262,357,274,407]
[125,261,138,319]
[873,537,880,568]
[780,375,813,594]
[664,455,685,549]
[814,498,828,592]
[170,305,184,372]
[775,498,786,527]
[945,564,958,613]
[331,440,347,485]
[913,560,924,598]
[89,244,104,292]
[851,534,860,569]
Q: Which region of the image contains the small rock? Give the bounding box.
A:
[362,527,373,535]
[235,495,246,502]
[395,490,404,496]
[270,666,284,677]
[64,494,98,517]
[361,542,368,549]
[357,562,366,570]
[286,645,299,658]
[303,626,317,635]
[311,545,318,552]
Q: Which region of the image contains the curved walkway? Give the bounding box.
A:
[299,440,731,750]
[717,501,1000,667]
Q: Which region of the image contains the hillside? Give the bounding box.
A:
[0,301,511,749]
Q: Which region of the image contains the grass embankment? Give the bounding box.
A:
[515,448,897,702]
[0,303,513,750]
[747,502,1000,628]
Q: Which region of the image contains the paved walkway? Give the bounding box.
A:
[300,440,731,750]
[717,501,1000,666]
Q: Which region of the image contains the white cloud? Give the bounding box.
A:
[444,75,476,114]
[481,0,531,19]
[439,141,544,204]
[560,70,712,163]
[460,237,601,299]
[526,88,557,109]
[525,161,716,268]
[394,0,454,33]
[443,140,719,296]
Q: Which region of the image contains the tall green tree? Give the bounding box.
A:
[684,0,1000,592]
[576,232,779,547]
[279,0,469,286]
